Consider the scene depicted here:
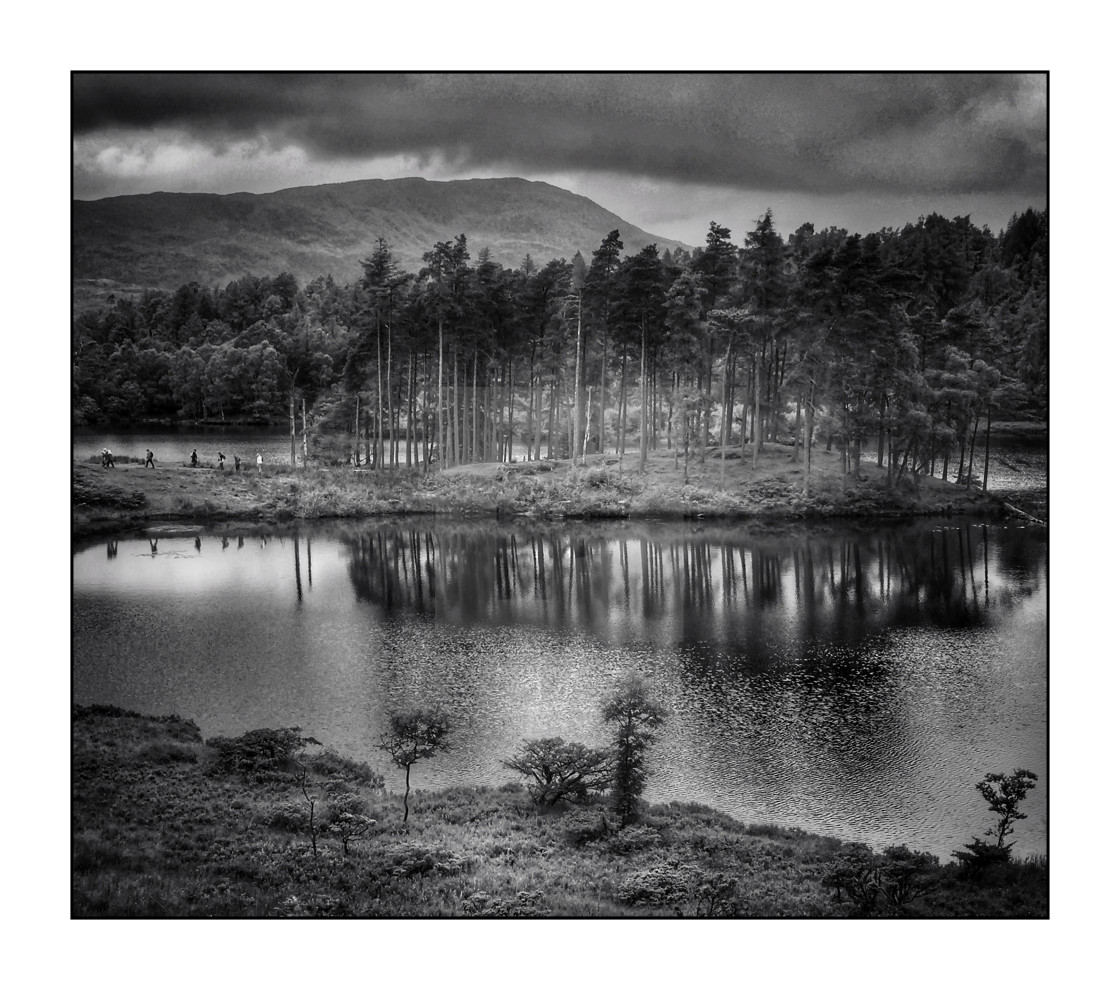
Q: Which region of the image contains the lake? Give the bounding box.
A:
[72,516,1047,860]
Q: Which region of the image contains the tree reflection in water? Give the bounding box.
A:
[340,519,1044,661]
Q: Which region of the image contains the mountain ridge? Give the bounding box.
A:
[72,176,694,292]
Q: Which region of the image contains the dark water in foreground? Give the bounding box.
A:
[72,518,1047,860]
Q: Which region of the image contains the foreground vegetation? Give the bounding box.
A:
[71,442,1001,539]
[71,706,1047,918]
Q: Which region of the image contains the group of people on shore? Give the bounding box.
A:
[189,448,264,473]
[97,446,265,472]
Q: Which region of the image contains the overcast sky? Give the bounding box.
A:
[72,72,1046,245]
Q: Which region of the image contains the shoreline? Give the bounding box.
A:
[72,445,1017,541]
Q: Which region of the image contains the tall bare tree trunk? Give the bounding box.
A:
[354,394,361,466]
[437,320,444,470]
[700,339,711,465]
[573,293,583,463]
[289,391,297,467]
[599,340,608,456]
[507,359,516,462]
[471,351,479,462]
[422,353,431,474]
[752,345,762,470]
[982,404,993,491]
[671,372,679,472]
[619,355,628,471]
[387,318,394,467]
[583,385,593,462]
[405,352,414,469]
[451,346,460,467]
[803,384,814,495]
[638,320,648,473]
[719,337,732,485]
[547,380,556,459]
[527,353,535,462]
[966,412,980,489]
[617,354,627,460]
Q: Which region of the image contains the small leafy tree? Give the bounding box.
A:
[326,794,377,855]
[601,673,667,824]
[953,768,1038,875]
[502,737,615,806]
[378,707,452,823]
[976,768,1039,848]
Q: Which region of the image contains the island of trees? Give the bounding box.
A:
[73,207,1047,495]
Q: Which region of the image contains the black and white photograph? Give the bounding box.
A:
[69,68,1050,927]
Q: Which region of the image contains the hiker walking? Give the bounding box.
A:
[256,452,263,474]
[234,455,241,472]
[218,451,226,470]
[190,448,198,468]
[144,449,155,468]
[103,448,116,468]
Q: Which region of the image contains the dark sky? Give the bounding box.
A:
[72,72,1046,242]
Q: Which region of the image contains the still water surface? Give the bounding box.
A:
[73,518,1046,859]
[74,517,1043,860]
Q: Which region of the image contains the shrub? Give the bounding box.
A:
[308,749,385,790]
[605,823,660,856]
[563,809,620,847]
[617,863,742,917]
[135,741,198,765]
[373,844,472,879]
[618,863,696,908]
[267,802,309,833]
[206,727,321,776]
[326,796,377,855]
[501,737,615,806]
[822,844,940,916]
[463,889,544,918]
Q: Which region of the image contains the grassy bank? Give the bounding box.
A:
[72,444,1002,539]
[71,707,1047,918]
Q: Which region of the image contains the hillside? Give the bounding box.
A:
[72,706,1047,918]
[72,176,694,294]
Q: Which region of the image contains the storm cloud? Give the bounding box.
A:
[73,72,1046,200]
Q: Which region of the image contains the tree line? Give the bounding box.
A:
[72,206,1047,489]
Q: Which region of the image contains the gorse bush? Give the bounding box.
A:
[206,727,321,777]
[617,863,742,917]
[822,844,940,916]
[135,741,199,765]
[307,749,384,790]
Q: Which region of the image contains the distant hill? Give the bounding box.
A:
[72,177,694,294]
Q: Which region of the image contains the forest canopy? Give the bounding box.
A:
[72,207,1047,481]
